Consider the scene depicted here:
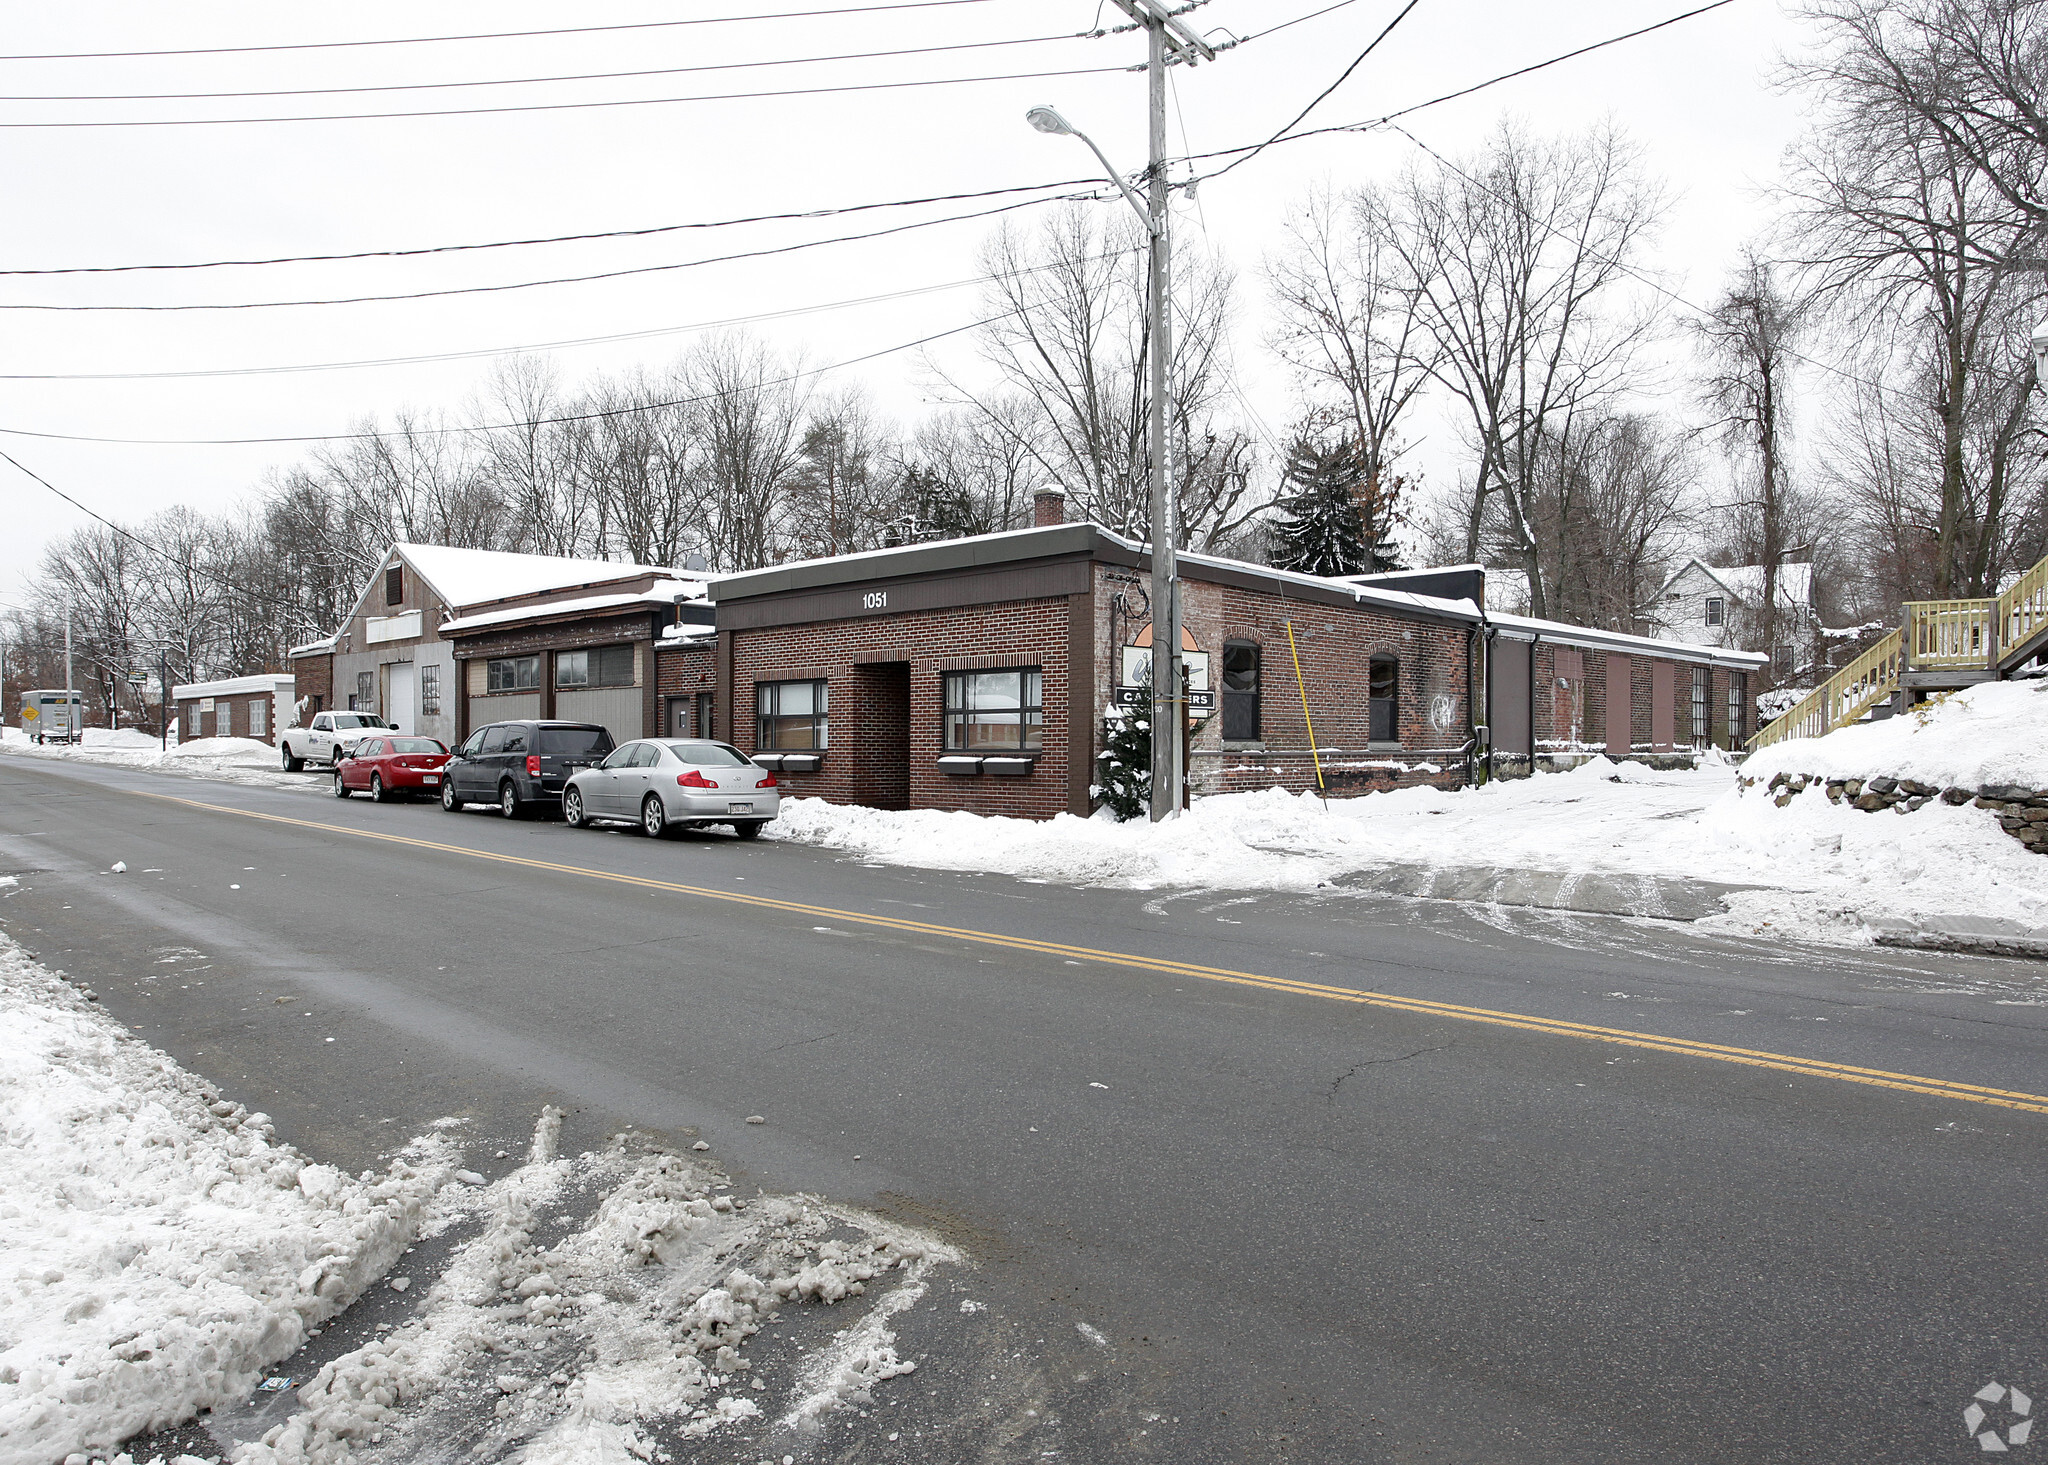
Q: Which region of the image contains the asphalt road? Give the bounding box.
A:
[2,751,2044,1464]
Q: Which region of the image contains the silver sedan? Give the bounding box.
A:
[562,738,781,839]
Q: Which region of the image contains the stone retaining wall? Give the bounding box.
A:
[1738,771,2048,855]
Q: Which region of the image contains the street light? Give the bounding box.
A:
[1026,96,1183,821]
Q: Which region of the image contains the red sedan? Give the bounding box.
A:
[334,736,451,802]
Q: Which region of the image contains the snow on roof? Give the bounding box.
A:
[439,578,707,634]
[172,674,294,700]
[396,543,675,610]
[1491,611,1768,668]
[287,636,336,658]
[1662,558,1814,608]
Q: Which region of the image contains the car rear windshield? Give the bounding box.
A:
[387,738,445,754]
[538,726,612,757]
[662,740,751,767]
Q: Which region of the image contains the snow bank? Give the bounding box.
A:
[1743,679,2048,790]
[83,728,163,751]
[238,1128,958,1465]
[163,736,278,768]
[0,934,454,1462]
[771,755,2048,945]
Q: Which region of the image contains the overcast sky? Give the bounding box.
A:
[0,0,1815,607]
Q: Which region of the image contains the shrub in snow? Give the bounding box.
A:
[1095,701,1151,822]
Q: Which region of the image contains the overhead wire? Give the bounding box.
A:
[0,301,1088,447]
[0,254,1126,381]
[0,64,1134,129]
[0,179,1096,277]
[0,30,1099,103]
[0,190,1102,312]
[1181,0,1740,175]
[1197,0,1424,184]
[0,1,1004,61]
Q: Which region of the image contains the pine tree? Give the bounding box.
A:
[1270,432,1403,577]
[1093,692,1151,821]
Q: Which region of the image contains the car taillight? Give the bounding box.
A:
[676,770,716,788]
[526,755,541,776]
[755,774,777,788]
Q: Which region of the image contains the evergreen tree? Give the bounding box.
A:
[1093,688,1151,821]
[1270,432,1404,576]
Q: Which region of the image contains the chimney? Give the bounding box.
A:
[1033,488,1066,528]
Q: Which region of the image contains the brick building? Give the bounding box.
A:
[172,674,296,745]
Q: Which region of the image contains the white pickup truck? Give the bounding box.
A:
[280,710,395,771]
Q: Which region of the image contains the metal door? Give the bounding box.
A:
[387,662,416,736]
[1604,655,1633,755]
[1650,661,1674,751]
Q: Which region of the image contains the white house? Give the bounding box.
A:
[1650,558,1819,676]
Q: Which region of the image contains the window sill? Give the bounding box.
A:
[939,754,1038,776]
[1367,742,1405,753]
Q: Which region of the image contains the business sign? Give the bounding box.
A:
[1119,645,1210,693]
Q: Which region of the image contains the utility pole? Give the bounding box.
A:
[1116,0,1213,820]
[63,596,74,746]
[1029,2,1214,820]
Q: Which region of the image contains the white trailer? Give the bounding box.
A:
[21,689,83,744]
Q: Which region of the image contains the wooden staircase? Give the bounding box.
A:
[1748,551,2048,752]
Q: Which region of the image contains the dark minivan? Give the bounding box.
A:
[441,720,615,819]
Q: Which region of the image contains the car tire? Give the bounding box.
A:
[371,774,388,803]
[734,821,764,840]
[500,782,521,819]
[333,770,350,799]
[282,745,303,773]
[641,794,669,839]
[441,779,461,813]
[563,788,587,829]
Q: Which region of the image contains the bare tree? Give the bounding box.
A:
[1783,0,2048,595]
[905,400,1048,536]
[1526,413,1698,632]
[785,387,902,556]
[1689,253,1814,660]
[1391,120,1666,617]
[939,204,1253,545]
[474,356,590,557]
[1265,183,1440,493]
[681,332,811,571]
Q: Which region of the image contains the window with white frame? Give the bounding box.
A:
[943,668,1043,752]
[1704,597,1725,627]
[249,697,267,739]
[758,680,828,750]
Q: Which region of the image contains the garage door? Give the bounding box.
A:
[556,687,643,748]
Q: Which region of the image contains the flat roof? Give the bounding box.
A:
[1490,612,1769,669]
[441,578,705,635]
[710,523,1483,625]
[173,674,295,699]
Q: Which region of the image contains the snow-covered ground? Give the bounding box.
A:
[1742,677,2048,790]
[0,933,957,1465]
[772,747,2048,946]
[0,726,318,794]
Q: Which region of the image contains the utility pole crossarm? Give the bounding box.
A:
[1108,0,1217,64]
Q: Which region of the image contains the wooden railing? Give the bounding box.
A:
[1998,552,2048,667]
[1747,628,1902,751]
[1905,597,1995,668]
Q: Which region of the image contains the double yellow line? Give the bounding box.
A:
[132,788,2048,1117]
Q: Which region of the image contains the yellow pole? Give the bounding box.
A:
[1285,620,1327,796]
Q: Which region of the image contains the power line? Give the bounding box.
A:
[0,307,1039,446]
[0,448,326,627]
[0,1,1004,62]
[0,254,1126,381]
[0,31,1094,103]
[1240,0,1373,43]
[1182,0,1739,174]
[1200,0,1424,184]
[0,179,1094,277]
[0,190,1097,312]
[0,64,1133,129]
[1382,121,1892,399]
